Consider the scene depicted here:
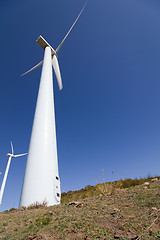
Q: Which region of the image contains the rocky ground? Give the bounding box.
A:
[0,180,159,239]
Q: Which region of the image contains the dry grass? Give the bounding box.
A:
[0,179,160,239]
[61,176,160,203]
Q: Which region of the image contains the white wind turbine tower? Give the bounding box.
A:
[20,1,88,207]
[0,142,27,205]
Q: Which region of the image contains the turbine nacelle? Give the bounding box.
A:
[21,0,88,92]
[7,142,28,158]
[37,36,63,90]
[21,36,63,90]
[7,153,14,158]
[36,35,57,57]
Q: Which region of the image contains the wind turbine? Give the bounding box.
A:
[20,1,88,207]
[0,142,27,205]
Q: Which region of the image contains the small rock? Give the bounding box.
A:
[152,207,158,211]
[143,182,150,186]
[27,235,42,240]
[110,212,117,216]
[114,208,120,212]
[76,203,84,207]
[127,234,138,239]
[151,178,158,182]
[143,182,150,189]
[69,201,78,205]
[69,201,83,207]
[114,234,138,239]
[110,212,122,218]
[114,234,120,239]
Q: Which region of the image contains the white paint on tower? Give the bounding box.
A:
[20,1,88,207]
[20,47,60,207]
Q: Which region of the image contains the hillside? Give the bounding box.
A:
[0,178,159,240]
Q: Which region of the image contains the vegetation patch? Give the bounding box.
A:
[61,176,160,203]
[0,177,159,239]
[35,216,51,226]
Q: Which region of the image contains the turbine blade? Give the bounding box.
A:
[10,141,14,155]
[56,0,88,53]
[52,55,63,90]
[21,61,43,76]
[14,153,28,158]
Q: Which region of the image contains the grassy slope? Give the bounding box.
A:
[0,178,160,240]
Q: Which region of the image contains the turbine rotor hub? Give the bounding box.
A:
[7,153,14,158]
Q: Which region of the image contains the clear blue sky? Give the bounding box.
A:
[0,0,160,211]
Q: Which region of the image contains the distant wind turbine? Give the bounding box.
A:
[0,142,27,205]
[20,1,88,207]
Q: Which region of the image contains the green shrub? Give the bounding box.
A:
[9,208,16,212]
[35,216,51,226]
